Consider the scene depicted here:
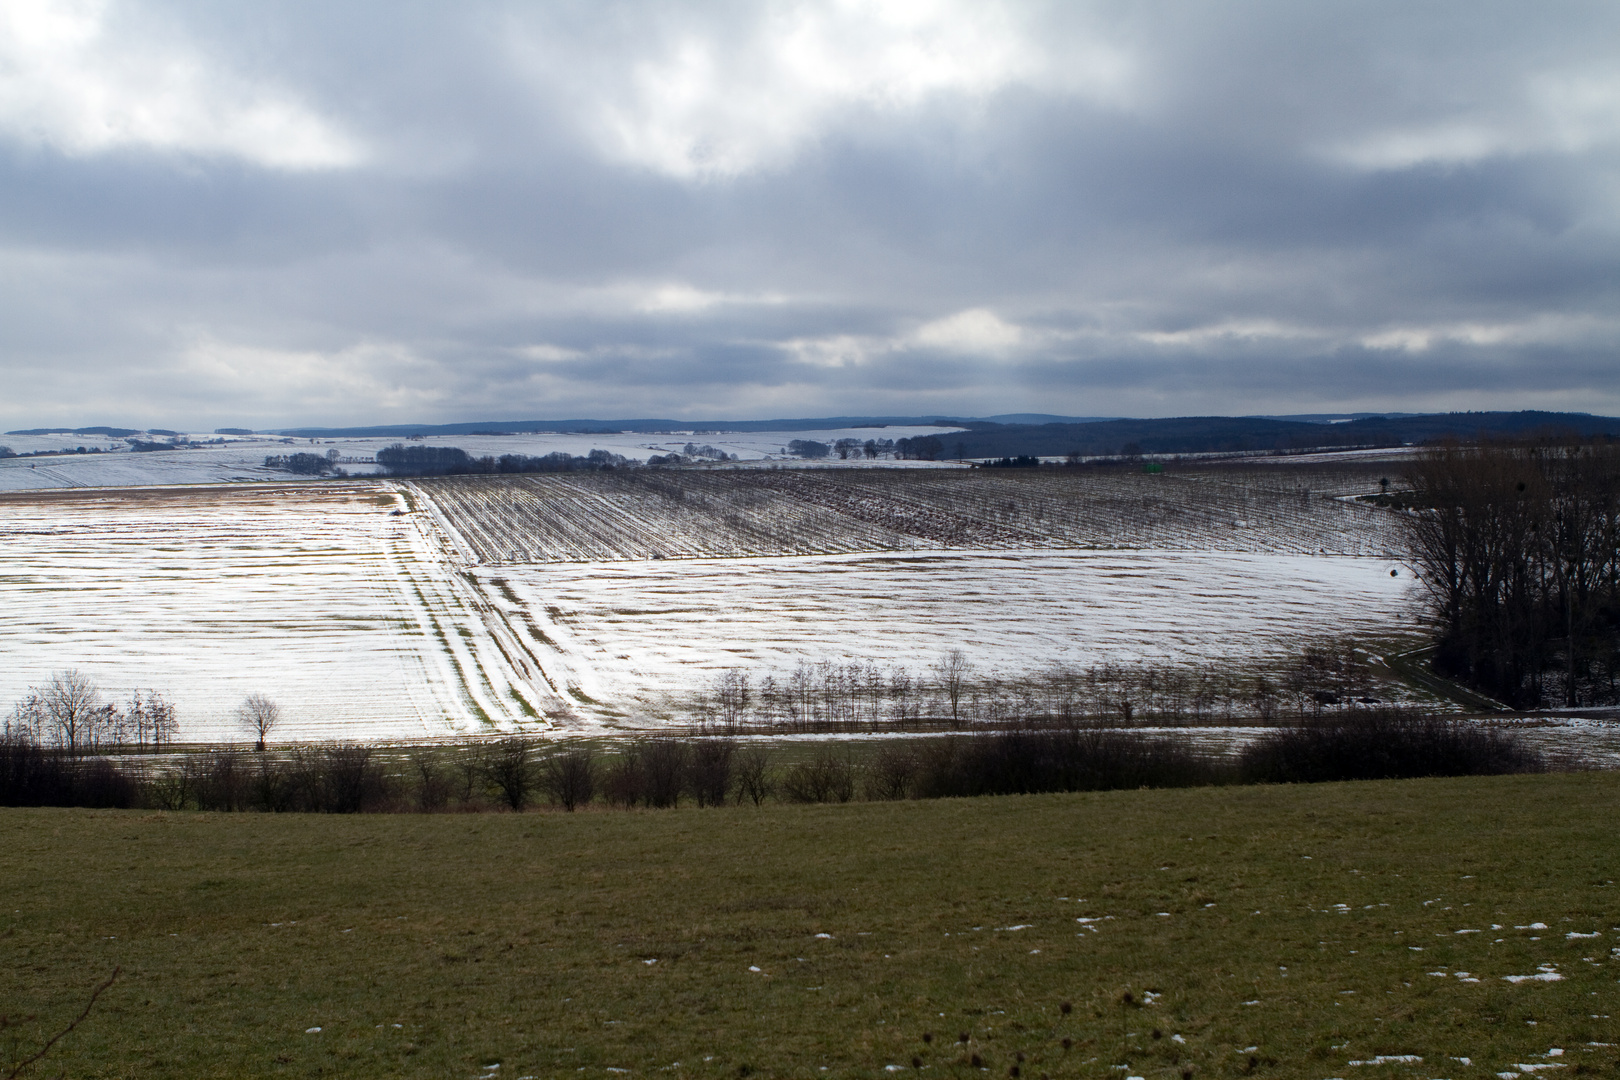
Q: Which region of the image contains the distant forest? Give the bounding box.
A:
[375,444,630,477]
[934,411,1620,460]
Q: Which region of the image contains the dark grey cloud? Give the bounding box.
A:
[0,0,1616,428]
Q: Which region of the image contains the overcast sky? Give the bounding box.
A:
[1,0,1617,429]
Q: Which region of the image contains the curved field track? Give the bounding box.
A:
[0,484,570,741]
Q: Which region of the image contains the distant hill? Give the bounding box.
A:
[4,425,141,437]
[271,416,983,437]
[23,411,1609,454]
[930,411,1620,459]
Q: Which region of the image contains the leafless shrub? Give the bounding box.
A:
[146,762,198,811]
[540,747,596,811]
[1240,709,1544,783]
[864,742,920,800]
[733,745,773,806]
[314,744,389,812]
[688,739,734,807]
[602,744,644,808]
[780,747,856,803]
[191,752,250,812]
[483,738,534,811]
[914,728,1219,797]
[0,731,138,808]
[640,739,687,808]
[410,750,454,811]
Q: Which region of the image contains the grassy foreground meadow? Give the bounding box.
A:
[3,774,1618,1079]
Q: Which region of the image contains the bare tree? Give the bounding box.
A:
[14,671,117,753]
[125,690,177,752]
[483,738,534,811]
[714,669,751,731]
[934,649,972,724]
[734,745,773,806]
[237,693,280,751]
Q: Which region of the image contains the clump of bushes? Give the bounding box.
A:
[0,734,141,808]
[161,744,394,812]
[909,728,1220,798]
[0,712,1549,813]
[264,451,340,475]
[1239,709,1543,783]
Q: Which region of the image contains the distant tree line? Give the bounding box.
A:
[895,435,944,460]
[647,443,741,466]
[785,438,896,460]
[1400,438,1620,707]
[264,450,341,474]
[683,643,1383,734]
[375,444,630,476]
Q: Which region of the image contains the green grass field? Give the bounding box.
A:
[3,773,1618,1079]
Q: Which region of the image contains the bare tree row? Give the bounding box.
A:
[5,671,177,752]
[684,642,1384,732]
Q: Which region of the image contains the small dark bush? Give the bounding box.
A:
[912,727,1219,798]
[786,439,830,459]
[312,744,390,812]
[602,744,645,807]
[484,738,535,811]
[541,747,596,811]
[1239,709,1544,783]
[410,750,454,811]
[781,747,857,803]
[641,739,688,808]
[688,739,735,807]
[190,752,250,811]
[864,742,921,800]
[734,746,773,806]
[0,736,140,808]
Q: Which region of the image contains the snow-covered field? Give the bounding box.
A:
[479,549,1416,722]
[0,484,540,742]
[0,462,1423,743]
[413,465,1403,563]
[0,426,961,491]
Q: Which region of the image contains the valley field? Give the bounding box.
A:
[1,462,1417,740]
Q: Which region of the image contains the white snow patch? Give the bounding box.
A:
[1504,965,1565,984]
